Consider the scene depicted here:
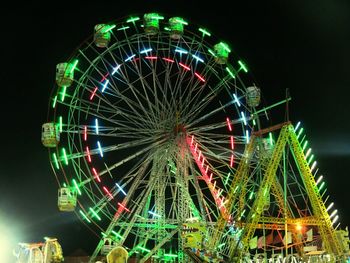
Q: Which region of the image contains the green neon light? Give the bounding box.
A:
[234,185,239,193]
[60,86,67,102]
[63,182,67,187]
[305,148,312,159]
[52,95,57,108]
[226,67,235,78]
[103,25,116,33]
[199,28,211,37]
[269,132,273,145]
[79,210,91,223]
[319,181,325,191]
[127,16,140,23]
[72,179,81,195]
[220,42,231,53]
[208,49,216,57]
[70,59,78,73]
[297,127,304,139]
[52,153,59,169]
[164,254,178,258]
[112,230,123,239]
[117,26,130,31]
[307,154,314,165]
[302,140,309,151]
[58,116,63,133]
[164,27,171,31]
[151,14,164,20]
[240,209,246,217]
[249,191,254,200]
[137,246,150,253]
[253,119,256,126]
[62,148,69,165]
[224,172,231,185]
[174,18,188,25]
[89,207,102,221]
[238,60,248,73]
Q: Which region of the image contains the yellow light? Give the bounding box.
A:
[296,223,303,232]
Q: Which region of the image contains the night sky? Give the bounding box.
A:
[0,0,349,258]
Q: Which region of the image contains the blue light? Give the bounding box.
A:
[192,54,204,63]
[97,141,104,157]
[116,183,127,196]
[148,211,161,217]
[125,54,136,62]
[241,111,247,125]
[112,64,121,75]
[246,130,250,143]
[233,94,241,107]
[175,48,188,54]
[140,48,152,54]
[95,119,99,134]
[102,79,109,92]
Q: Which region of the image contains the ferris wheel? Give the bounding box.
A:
[42,12,268,262]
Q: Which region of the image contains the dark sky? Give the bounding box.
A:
[0,0,349,257]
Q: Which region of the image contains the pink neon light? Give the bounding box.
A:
[100,73,109,82]
[191,135,194,146]
[162,57,175,63]
[198,150,202,161]
[84,126,87,141]
[145,56,158,60]
[230,154,234,167]
[103,186,114,199]
[90,87,98,101]
[179,62,190,71]
[92,168,101,182]
[118,202,130,212]
[195,72,205,82]
[226,117,232,131]
[86,146,91,162]
[201,157,205,167]
[186,135,229,220]
[230,136,234,150]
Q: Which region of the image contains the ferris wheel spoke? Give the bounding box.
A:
[45,13,271,261]
[98,49,160,126]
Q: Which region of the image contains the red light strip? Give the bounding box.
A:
[195,72,205,82]
[145,56,158,60]
[118,202,130,212]
[186,136,228,219]
[230,136,234,150]
[90,87,98,101]
[103,186,114,199]
[226,117,232,131]
[230,154,234,167]
[162,57,175,63]
[92,168,101,182]
[86,146,92,163]
[100,73,109,82]
[84,125,87,141]
[179,62,190,71]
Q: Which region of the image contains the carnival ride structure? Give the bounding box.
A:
[41,13,350,262]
